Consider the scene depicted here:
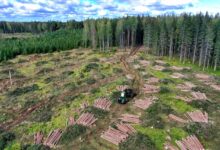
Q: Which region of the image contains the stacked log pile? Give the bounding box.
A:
[170,66,184,71]
[210,84,220,91]
[155,60,166,65]
[134,97,155,110]
[170,73,185,79]
[139,60,150,66]
[44,129,62,147]
[93,98,112,111]
[76,113,97,127]
[146,77,159,84]
[101,127,129,145]
[116,123,136,134]
[142,84,160,94]
[195,73,213,85]
[191,92,207,101]
[195,73,211,81]
[119,114,141,124]
[34,131,44,144]
[153,65,165,71]
[175,135,204,150]
[177,82,196,92]
[117,85,129,91]
[186,110,208,123]
[168,114,188,124]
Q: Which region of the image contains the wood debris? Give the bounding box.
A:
[176,82,196,92]
[153,65,165,71]
[117,85,129,91]
[186,110,208,123]
[191,92,207,101]
[195,73,211,81]
[170,73,185,79]
[76,113,97,127]
[101,127,129,145]
[170,66,184,71]
[134,97,156,110]
[93,98,112,111]
[142,84,160,94]
[155,60,166,65]
[139,60,150,66]
[126,74,135,80]
[116,123,136,134]
[176,96,192,103]
[146,77,159,84]
[210,84,220,91]
[119,114,141,124]
[44,129,62,147]
[164,142,179,150]
[34,131,44,145]
[80,102,89,110]
[133,64,141,69]
[168,114,188,124]
[68,116,75,126]
[176,135,204,150]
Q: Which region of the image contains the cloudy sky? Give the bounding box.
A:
[0,0,219,21]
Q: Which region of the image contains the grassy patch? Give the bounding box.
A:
[134,125,166,150]
[59,124,87,144]
[119,133,156,150]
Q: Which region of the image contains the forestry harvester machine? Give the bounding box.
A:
[118,88,136,104]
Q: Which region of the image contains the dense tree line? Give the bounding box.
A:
[82,13,220,70]
[0,13,219,70]
[0,20,83,33]
[0,29,82,61]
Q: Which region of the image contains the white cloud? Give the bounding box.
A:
[160,0,199,6]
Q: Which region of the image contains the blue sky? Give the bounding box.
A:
[0,0,219,21]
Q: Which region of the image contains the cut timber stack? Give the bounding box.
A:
[176,135,204,150]
[168,114,188,124]
[210,84,220,91]
[119,114,141,124]
[191,92,207,101]
[116,123,136,134]
[146,77,159,84]
[101,127,129,145]
[186,110,208,123]
[134,97,155,110]
[170,66,184,71]
[93,98,112,111]
[34,132,44,144]
[195,73,212,85]
[155,60,166,65]
[170,73,185,79]
[139,60,150,66]
[44,129,62,148]
[76,113,97,127]
[153,65,165,71]
[177,82,196,92]
[142,84,160,94]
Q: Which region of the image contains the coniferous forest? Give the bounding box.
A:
[0,13,220,71]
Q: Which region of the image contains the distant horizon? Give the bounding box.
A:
[0,0,219,22]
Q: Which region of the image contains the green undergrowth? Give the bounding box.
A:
[134,125,166,150]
